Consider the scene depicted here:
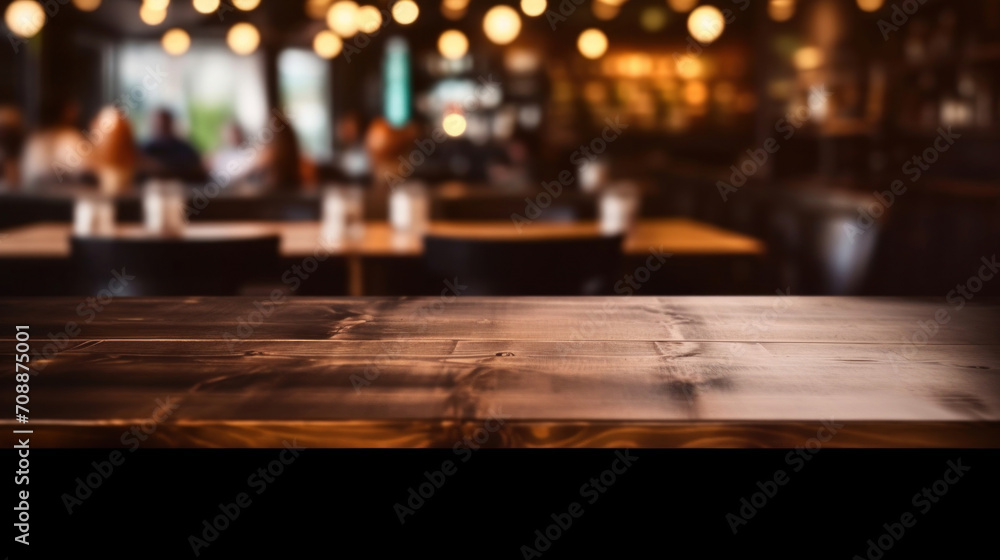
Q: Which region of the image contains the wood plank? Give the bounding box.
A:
[2,297,997,448]
[2,297,998,344]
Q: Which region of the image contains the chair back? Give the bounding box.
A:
[70,235,280,296]
[423,233,623,295]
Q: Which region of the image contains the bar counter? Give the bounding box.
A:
[2,297,998,448]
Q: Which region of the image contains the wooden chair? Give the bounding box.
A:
[70,235,280,296]
[423,233,624,295]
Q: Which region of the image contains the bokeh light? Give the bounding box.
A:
[4,0,46,38]
[391,0,419,25]
[443,113,467,137]
[161,28,190,55]
[327,1,359,37]
[72,0,102,11]
[521,0,546,17]
[139,3,167,25]
[687,5,725,44]
[233,0,260,10]
[193,0,219,14]
[483,5,521,45]
[313,29,342,58]
[226,22,260,55]
[577,28,608,60]
[438,29,468,60]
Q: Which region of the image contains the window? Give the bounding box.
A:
[115,42,267,153]
[278,48,332,162]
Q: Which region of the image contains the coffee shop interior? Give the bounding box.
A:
[1,0,999,299]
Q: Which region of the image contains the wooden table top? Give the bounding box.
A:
[0,218,765,259]
[2,297,997,448]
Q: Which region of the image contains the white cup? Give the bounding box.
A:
[600,183,640,235]
[389,182,429,234]
[73,194,116,237]
[143,180,186,236]
[321,185,364,241]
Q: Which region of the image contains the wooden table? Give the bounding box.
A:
[0,219,765,295]
[0,218,766,259]
[2,297,997,448]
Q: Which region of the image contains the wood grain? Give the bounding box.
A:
[1,297,997,448]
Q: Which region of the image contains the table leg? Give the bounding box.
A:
[348,255,364,296]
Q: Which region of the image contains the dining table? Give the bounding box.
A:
[0,218,766,295]
[2,296,997,448]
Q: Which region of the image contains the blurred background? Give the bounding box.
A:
[1,0,998,297]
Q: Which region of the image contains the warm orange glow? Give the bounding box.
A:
[768,0,795,22]
[668,0,698,13]
[4,0,45,38]
[793,46,824,70]
[72,0,103,11]
[856,0,884,12]
[193,0,219,14]
[391,0,419,24]
[483,5,521,45]
[438,29,468,60]
[354,4,382,33]
[233,0,260,10]
[577,28,608,60]
[313,29,343,58]
[442,113,467,137]
[226,22,260,55]
[684,81,709,105]
[305,0,332,19]
[687,5,725,44]
[139,3,167,25]
[161,28,190,55]
[675,56,703,79]
[592,1,619,21]
[327,0,359,37]
[520,0,546,17]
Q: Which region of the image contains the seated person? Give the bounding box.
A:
[20,99,91,191]
[139,108,207,183]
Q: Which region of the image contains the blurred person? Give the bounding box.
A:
[242,116,311,193]
[139,108,207,183]
[486,132,535,191]
[89,106,138,196]
[0,105,25,191]
[364,116,419,219]
[209,121,255,192]
[334,112,370,182]
[20,99,91,190]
